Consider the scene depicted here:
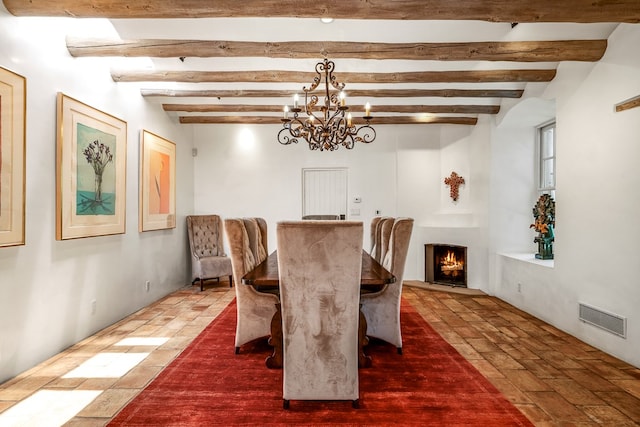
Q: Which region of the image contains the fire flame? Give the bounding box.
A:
[441,250,464,272]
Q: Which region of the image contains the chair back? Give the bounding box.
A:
[225,218,257,281]
[374,217,393,263]
[382,218,414,284]
[277,220,363,403]
[187,215,225,258]
[302,214,340,220]
[243,217,268,265]
[369,216,382,253]
[361,217,414,352]
[378,217,394,264]
[224,217,278,351]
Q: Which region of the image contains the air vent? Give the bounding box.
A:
[579,303,626,338]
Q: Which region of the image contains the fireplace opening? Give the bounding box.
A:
[425,244,467,287]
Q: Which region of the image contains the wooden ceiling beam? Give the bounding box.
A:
[4,0,640,23]
[615,95,640,112]
[163,104,500,114]
[115,69,554,83]
[68,38,606,62]
[142,88,524,99]
[179,115,478,125]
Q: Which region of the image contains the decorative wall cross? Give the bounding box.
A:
[444,171,465,201]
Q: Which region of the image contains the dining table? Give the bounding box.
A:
[242,250,396,369]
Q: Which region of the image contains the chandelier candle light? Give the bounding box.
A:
[278,58,376,151]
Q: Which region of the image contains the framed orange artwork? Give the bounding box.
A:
[139,130,176,231]
[0,66,26,247]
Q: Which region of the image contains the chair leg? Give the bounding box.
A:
[200,278,204,292]
[352,399,359,409]
[283,399,290,409]
[397,347,403,355]
[229,275,233,287]
[235,346,240,355]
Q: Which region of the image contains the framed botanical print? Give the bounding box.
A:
[0,67,26,247]
[139,129,176,232]
[56,93,127,240]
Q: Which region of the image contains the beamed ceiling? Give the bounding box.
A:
[4,0,639,126]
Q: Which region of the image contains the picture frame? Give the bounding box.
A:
[139,129,176,232]
[0,67,26,247]
[56,93,127,240]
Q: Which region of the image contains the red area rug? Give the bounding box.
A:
[109,299,533,426]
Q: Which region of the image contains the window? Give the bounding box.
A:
[537,121,556,194]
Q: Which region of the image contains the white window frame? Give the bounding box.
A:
[536,120,556,196]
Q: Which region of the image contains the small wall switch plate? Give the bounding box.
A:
[354,197,362,203]
[350,208,361,216]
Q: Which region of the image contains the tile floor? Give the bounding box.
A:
[0,281,639,426]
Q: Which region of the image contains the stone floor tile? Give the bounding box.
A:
[113,365,162,389]
[526,391,593,423]
[465,337,500,353]
[544,378,605,405]
[563,369,620,392]
[519,359,566,380]
[468,359,505,379]
[581,404,638,426]
[486,377,532,404]
[448,342,483,360]
[502,369,551,393]
[76,388,139,418]
[483,351,525,370]
[595,391,640,422]
[611,379,640,400]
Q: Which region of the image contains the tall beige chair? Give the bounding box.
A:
[377,217,394,263]
[186,215,233,291]
[277,220,363,409]
[361,218,414,354]
[374,217,394,263]
[369,216,382,254]
[242,217,268,264]
[224,218,279,354]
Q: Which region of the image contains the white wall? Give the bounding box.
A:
[0,10,193,382]
[491,24,640,367]
[192,121,492,287]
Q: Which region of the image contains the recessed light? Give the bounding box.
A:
[320,17,334,24]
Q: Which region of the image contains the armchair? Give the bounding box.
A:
[186,215,233,291]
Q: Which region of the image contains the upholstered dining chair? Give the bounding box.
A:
[302,214,340,220]
[224,218,279,354]
[243,217,268,264]
[374,217,394,263]
[369,216,382,254]
[361,217,414,355]
[377,217,395,264]
[277,220,363,409]
[186,215,233,291]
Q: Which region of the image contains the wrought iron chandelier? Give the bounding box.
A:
[278,58,376,151]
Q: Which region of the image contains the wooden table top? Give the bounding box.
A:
[242,250,396,288]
